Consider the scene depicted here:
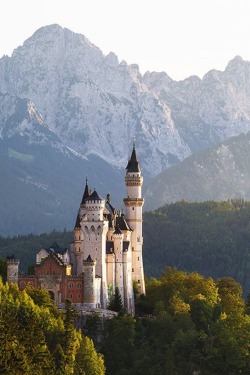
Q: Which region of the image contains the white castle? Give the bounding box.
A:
[7,144,145,315]
[71,144,145,314]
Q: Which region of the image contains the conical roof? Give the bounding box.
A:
[81,178,90,204]
[126,143,140,172]
[113,225,123,235]
[74,212,81,228]
[86,189,102,201]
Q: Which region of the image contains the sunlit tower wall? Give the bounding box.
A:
[123,145,145,295]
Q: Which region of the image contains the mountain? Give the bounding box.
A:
[0,24,191,178]
[143,56,250,152]
[1,25,250,234]
[0,92,124,235]
[144,131,250,211]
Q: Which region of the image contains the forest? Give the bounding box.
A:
[1,200,250,373]
[0,268,250,374]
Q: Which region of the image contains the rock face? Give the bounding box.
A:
[1,25,250,233]
[144,132,250,211]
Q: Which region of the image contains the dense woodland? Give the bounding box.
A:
[1,200,250,373]
[143,199,250,297]
[0,281,105,374]
[1,268,250,374]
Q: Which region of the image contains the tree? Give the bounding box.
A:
[101,315,135,375]
[108,287,123,313]
[62,300,80,373]
[216,277,245,315]
[74,336,105,375]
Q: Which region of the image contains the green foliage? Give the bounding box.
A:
[102,268,250,375]
[108,287,124,313]
[143,199,250,297]
[74,336,105,375]
[0,281,105,375]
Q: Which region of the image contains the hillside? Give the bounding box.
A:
[144,131,250,210]
[143,200,250,297]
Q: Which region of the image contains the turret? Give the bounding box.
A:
[6,255,19,284]
[83,255,97,308]
[113,225,124,303]
[85,190,105,221]
[73,212,83,275]
[123,144,145,295]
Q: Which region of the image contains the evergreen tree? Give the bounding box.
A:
[74,336,105,375]
[108,287,123,313]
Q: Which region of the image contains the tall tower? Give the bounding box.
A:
[123,144,145,295]
[83,255,97,309]
[82,190,109,308]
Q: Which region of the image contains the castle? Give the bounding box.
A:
[7,144,145,314]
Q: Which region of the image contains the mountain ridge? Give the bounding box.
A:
[1,25,250,233]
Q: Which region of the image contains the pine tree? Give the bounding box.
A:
[74,336,105,375]
[108,287,123,313]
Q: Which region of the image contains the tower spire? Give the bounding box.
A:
[81,177,90,205]
[126,143,140,173]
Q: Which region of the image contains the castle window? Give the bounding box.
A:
[138,257,140,261]
[69,282,74,288]
[138,280,140,284]
[77,283,82,288]
[132,247,134,251]
[69,294,73,299]
[132,268,134,272]
[137,236,140,242]
[132,207,134,211]
[78,294,81,299]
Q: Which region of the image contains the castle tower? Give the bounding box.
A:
[123,144,145,295]
[83,255,97,308]
[82,190,109,308]
[113,225,124,303]
[73,213,83,275]
[6,255,20,284]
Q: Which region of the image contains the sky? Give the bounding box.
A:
[1,0,250,81]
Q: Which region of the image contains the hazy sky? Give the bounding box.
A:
[1,0,250,81]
